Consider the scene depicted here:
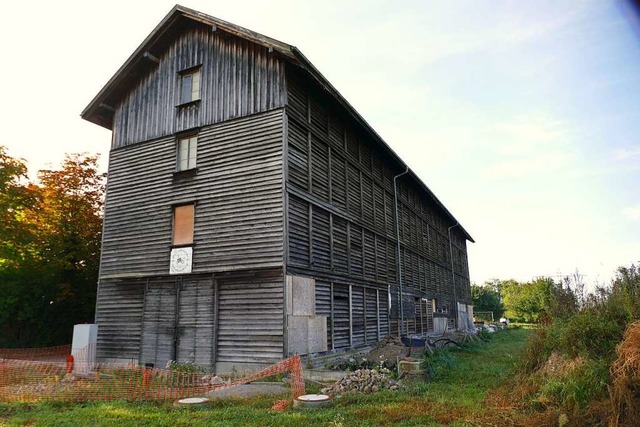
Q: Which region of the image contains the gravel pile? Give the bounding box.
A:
[321,368,400,397]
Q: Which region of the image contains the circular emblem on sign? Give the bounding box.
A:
[171,248,191,272]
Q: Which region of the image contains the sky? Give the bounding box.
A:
[1,0,638,288]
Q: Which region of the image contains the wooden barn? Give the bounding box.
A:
[81,5,474,372]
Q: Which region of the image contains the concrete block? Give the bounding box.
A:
[308,316,328,353]
[292,276,315,316]
[71,324,98,373]
[288,315,309,355]
[286,276,293,316]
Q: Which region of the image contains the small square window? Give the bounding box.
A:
[179,67,201,104]
[173,204,194,246]
[177,135,197,171]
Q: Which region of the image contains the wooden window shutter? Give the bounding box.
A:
[173,204,194,245]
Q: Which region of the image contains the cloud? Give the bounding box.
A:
[491,114,569,155]
[482,151,570,180]
[479,113,575,180]
[623,205,640,221]
[614,145,640,161]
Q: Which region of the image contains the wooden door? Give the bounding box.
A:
[141,278,178,368]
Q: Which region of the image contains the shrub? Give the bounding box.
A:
[538,358,609,411]
[519,327,550,374]
[166,360,205,374]
[421,348,457,381]
[559,309,625,360]
[477,328,494,342]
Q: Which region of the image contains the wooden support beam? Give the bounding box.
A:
[143,52,160,64]
[330,282,335,350]
[99,103,115,113]
[376,289,381,341]
[348,284,353,347]
[364,287,368,344]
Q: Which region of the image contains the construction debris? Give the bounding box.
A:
[320,368,401,397]
[365,336,408,368]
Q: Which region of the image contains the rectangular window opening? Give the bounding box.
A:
[179,67,201,104]
[177,135,197,171]
[173,204,194,246]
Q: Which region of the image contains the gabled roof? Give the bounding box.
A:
[81,4,474,242]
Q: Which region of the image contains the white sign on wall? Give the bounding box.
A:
[169,247,193,275]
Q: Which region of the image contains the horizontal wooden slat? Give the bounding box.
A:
[101,109,284,277]
[216,271,284,363]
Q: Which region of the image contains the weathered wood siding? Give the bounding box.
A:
[100,109,284,278]
[215,269,284,366]
[94,279,145,362]
[285,66,471,333]
[312,279,388,351]
[112,27,286,148]
[96,275,216,367]
[139,275,215,369]
[141,278,178,368]
[176,275,215,367]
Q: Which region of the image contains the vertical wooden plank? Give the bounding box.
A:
[363,288,368,344]
[212,276,219,372]
[330,282,335,350]
[346,222,351,275]
[348,284,353,347]
[329,214,334,271]
[376,289,381,341]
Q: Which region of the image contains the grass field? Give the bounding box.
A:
[0,328,530,426]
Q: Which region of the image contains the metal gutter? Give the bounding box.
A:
[393,167,409,336]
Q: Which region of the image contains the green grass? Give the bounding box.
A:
[0,329,530,427]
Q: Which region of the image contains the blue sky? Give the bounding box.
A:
[1,0,638,287]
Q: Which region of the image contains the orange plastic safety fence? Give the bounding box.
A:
[0,345,305,404]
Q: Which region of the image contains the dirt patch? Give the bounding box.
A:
[365,336,408,368]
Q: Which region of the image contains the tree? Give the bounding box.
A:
[501,277,569,323]
[0,147,105,347]
[31,153,105,344]
[0,147,37,265]
[471,283,505,320]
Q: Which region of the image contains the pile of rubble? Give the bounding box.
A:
[365,335,408,368]
[320,368,400,397]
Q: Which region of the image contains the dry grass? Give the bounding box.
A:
[609,320,640,427]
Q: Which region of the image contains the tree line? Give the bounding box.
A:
[0,146,104,347]
[472,267,639,324]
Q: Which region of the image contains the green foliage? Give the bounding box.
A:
[500,277,578,323]
[166,360,206,374]
[514,262,640,420]
[0,147,105,347]
[537,359,609,411]
[421,348,457,380]
[610,264,640,320]
[477,327,494,342]
[471,284,504,319]
[0,147,36,266]
[560,309,625,360]
[502,278,552,323]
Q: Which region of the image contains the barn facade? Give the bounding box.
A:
[82,5,474,372]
